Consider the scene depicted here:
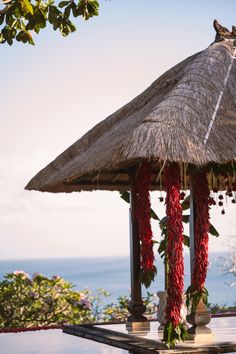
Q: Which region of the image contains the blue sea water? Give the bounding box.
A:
[0,252,235,306]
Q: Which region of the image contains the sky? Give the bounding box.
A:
[0,0,236,260]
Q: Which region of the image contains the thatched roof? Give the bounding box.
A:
[26,23,236,193]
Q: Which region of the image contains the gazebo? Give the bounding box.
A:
[26,21,236,346]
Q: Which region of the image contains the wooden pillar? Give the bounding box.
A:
[127,167,147,326]
[189,177,196,283]
[187,173,212,339]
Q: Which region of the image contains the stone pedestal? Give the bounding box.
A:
[157,291,188,332]
[156,291,167,331]
[126,302,150,333]
[187,298,213,342]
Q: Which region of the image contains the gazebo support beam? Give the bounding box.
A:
[126,167,149,332]
[189,179,196,282]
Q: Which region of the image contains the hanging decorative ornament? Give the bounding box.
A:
[208,196,216,206]
[206,162,236,214]
[163,163,186,346]
[185,169,211,329]
[192,169,210,293]
[133,162,156,288]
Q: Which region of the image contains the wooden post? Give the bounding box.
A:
[189,177,195,283]
[187,173,212,339]
[126,167,147,328]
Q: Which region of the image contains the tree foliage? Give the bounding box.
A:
[0,271,92,327]
[0,271,158,328]
[0,0,99,45]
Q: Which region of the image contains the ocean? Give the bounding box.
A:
[0,252,235,306]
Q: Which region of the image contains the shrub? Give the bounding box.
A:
[0,271,92,327]
[0,271,158,328]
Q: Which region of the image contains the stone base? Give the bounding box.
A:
[187,325,214,343]
[126,320,150,334]
[187,332,214,343]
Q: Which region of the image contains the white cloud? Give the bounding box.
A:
[0,150,130,259]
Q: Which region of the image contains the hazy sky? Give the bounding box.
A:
[1,0,236,260]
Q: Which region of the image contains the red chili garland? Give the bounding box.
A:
[164,163,184,327]
[192,170,210,291]
[133,162,155,273]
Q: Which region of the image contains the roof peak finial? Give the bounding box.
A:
[213,20,236,42]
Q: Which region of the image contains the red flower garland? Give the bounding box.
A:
[164,163,184,327]
[192,170,210,291]
[133,162,155,273]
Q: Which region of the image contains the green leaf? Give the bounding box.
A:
[48,6,58,24]
[185,284,194,294]
[183,235,190,247]
[71,2,78,17]
[182,215,190,223]
[202,286,209,296]
[192,293,200,312]
[64,4,72,19]
[61,24,70,36]
[26,18,35,30]
[159,216,167,230]
[68,21,76,32]
[209,224,219,237]
[58,0,71,8]
[27,31,34,45]
[87,1,99,16]
[181,195,190,210]
[77,0,99,20]
[139,267,157,288]
[120,191,129,203]
[0,14,4,26]
[6,35,13,45]
[150,208,159,220]
[157,239,167,256]
[22,0,34,15]
[6,14,14,26]
[202,292,208,306]
[52,18,59,31]
[163,322,187,348]
[16,31,24,42]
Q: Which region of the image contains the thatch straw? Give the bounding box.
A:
[26,29,236,193]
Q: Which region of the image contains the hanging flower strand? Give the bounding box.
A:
[163,163,186,347]
[133,162,156,288]
[193,170,210,294]
[186,169,210,313]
